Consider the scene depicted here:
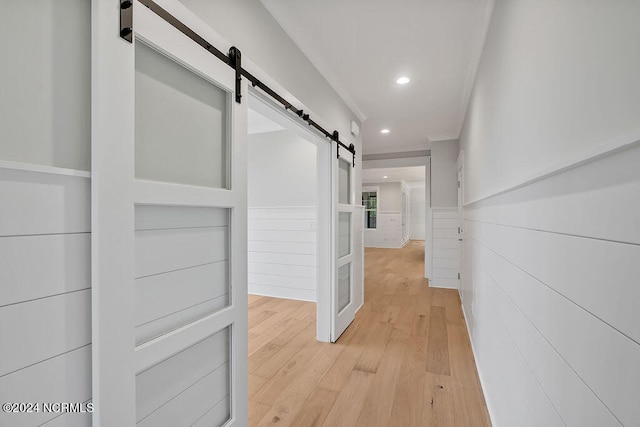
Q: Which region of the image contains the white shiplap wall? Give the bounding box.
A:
[0,165,92,427]
[430,208,459,289]
[364,212,404,248]
[461,141,640,427]
[248,207,317,301]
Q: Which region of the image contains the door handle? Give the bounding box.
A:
[458,239,463,241]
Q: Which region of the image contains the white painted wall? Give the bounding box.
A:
[409,185,426,240]
[364,181,402,211]
[459,1,640,426]
[0,0,91,171]
[461,1,640,204]
[430,139,459,208]
[363,182,405,248]
[248,130,317,207]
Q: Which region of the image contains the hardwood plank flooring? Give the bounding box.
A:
[248,240,491,426]
[289,387,338,427]
[426,306,452,376]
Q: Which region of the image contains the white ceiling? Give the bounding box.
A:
[363,166,425,184]
[260,0,493,155]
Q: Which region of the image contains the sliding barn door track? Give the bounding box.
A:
[122,0,356,165]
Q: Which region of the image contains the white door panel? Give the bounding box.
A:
[92,1,247,425]
[332,147,358,341]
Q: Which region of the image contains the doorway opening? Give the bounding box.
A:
[247,110,318,302]
[361,166,426,249]
[247,91,334,342]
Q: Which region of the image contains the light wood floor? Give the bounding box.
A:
[248,241,491,427]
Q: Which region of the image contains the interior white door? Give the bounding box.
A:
[92,1,247,425]
[332,145,357,341]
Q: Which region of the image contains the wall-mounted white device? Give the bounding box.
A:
[350,120,360,136]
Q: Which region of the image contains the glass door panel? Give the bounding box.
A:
[135,41,229,189]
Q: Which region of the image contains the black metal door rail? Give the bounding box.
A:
[121,0,356,165]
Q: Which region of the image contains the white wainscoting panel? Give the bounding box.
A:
[430,208,459,289]
[0,165,91,427]
[0,233,90,307]
[248,207,317,301]
[40,403,92,427]
[461,141,640,427]
[0,346,92,427]
[0,290,91,378]
[364,211,404,248]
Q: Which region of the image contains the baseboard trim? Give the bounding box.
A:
[459,291,498,427]
[429,282,458,290]
[247,289,315,303]
[364,244,405,249]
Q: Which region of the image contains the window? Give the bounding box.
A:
[362,191,377,229]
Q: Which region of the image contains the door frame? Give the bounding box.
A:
[401,184,409,245]
[91,0,136,423]
[247,90,334,343]
[456,151,465,291]
[425,157,433,279]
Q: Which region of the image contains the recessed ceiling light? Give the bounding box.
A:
[380,129,390,134]
[383,176,388,179]
[396,76,410,85]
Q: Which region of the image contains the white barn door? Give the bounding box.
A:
[332,145,357,341]
[92,1,247,425]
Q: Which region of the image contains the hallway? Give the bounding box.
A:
[248,241,491,426]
